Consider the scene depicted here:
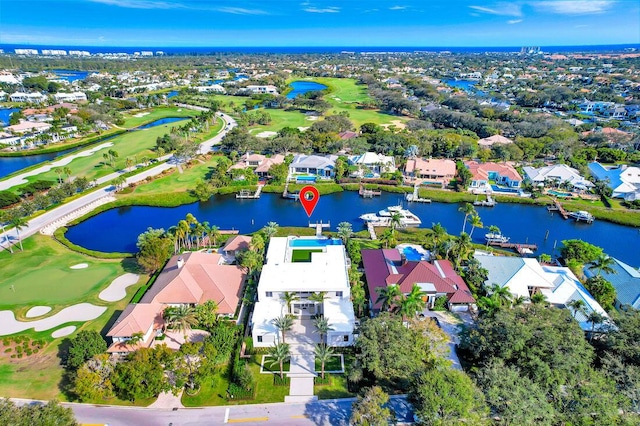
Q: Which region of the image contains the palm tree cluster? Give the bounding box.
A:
[427,222,475,272]
[166,213,220,254]
[375,283,427,317]
[477,283,549,317]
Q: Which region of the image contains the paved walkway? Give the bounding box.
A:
[286,320,319,403]
[0,112,236,251]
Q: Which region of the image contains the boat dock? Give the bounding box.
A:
[308,221,330,237]
[282,181,299,199]
[474,195,496,207]
[547,199,569,219]
[487,240,538,254]
[359,184,381,198]
[367,222,377,240]
[236,184,263,199]
[405,185,431,203]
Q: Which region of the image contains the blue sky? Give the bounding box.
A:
[1,0,639,47]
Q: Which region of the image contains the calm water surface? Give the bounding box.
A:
[287,81,328,99]
[0,108,20,127]
[65,192,640,265]
[52,70,89,82]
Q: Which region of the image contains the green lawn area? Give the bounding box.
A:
[314,354,343,372]
[291,249,322,262]
[314,374,354,400]
[247,109,311,134]
[261,355,291,374]
[120,106,194,129]
[0,234,136,313]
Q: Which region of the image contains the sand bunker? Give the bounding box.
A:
[297,127,310,131]
[70,263,89,269]
[305,116,319,121]
[52,326,76,338]
[133,112,150,117]
[25,306,52,318]
[0,303,107,336]
[381,120,406,130]
[99,273,140,302]
[256,131,278,138]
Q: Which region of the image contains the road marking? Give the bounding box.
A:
[224,408,230,424]
[227,417,269,423]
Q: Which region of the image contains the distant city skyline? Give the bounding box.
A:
[1,0,639,47]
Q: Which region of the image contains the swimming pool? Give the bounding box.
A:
[403,246,424,261]
[547,190,573,197]
[296,176,317,183]
[289,238,342,247]
[491,185,520,194]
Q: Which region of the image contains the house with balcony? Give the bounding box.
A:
[404,158,456,188]
[288,154,337,179]
[9,92,47,103]
[348,152,396,178]
[361,248,475,314]
[53,92,87,103]
[465,161,522,192]
[251,236,356,347]
[106,252,247,354]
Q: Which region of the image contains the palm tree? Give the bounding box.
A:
[268,343,291,379]
[239,250,263,279]
[530,292,548,305]
[488,225,501,235]
[315,344,334,379]
[430,222,447,253]
[10,215,27,252]
[351,281,367,318]
[452,232,473,269]
[379,228,396,249]
[459,203,476,234]
[272,315,294,344]
[512,295,527,308]
[468,213,483,238]
[207,225,220,247]
[389,212,402,231]
[165,305,198,340]
[588,254,617,277]
[0,211,13,253]
[53,167,63,184]
[396,283,427,317]
[108,149,119,167]
[539,253,552,264]
[375,284,401,313]
[281,291,299,315]
[587,311,604,342]
[567,299,586,319]
[263,221,279,240]
[309,291,327,316]
[337,222,353,243]
[63,166,72,183]
[128,332,145,346]
[313,317,333,345]
[488,283,512,307]
[250,233,265,253]
[125,157,134,171]
[477,296,501,317]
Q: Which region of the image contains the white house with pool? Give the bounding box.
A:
[251,236,356,347]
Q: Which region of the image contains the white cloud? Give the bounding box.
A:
[532,1,616,15]
[469,3,523,17]
[304,6,340,13]
[216,7,268,15]
[90,0,186,9]
[508,19,523,24]
[390,5,407,10]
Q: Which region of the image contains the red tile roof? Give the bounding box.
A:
[465,161,521,182]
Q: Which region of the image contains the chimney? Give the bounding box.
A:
[176,257,184,269]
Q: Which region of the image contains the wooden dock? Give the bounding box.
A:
[367,222,377,240]
[405,184,431,203]
[236,184,263,199]
[547,199,569,219]
[474,195,496,207]
[359,184,381,198]
[282,181,299,199]
[487,240,538,254]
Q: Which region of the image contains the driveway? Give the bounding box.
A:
[422,310,473,370]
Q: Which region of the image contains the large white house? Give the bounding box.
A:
[53,92,87,103]
[348,152,396,178]
[289,154,337,178]
[588,162,640,200]
[9,92,47,103]
[251,236,356,347]
[523,164,593,191]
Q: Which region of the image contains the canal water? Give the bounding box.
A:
[287,81,328,99]
[0,108,20,127]
[52,70,89,82]
[65,191,639,265]
[0,117,187,179]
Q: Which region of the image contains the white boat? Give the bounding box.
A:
[485,233,510,243]
[360,205,422,227]
[569,210,594,223]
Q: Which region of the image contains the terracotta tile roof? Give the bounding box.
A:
[405,158,456,177]
[141,252,246,315]
[223,235,251,253]
[106,302,164,338]
[466,161,522,182]
[477,134,514,147]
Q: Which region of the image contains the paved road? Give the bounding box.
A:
[11,395,414,426]
[0,112,236,250]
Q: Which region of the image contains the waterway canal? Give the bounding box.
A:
[65,191,639,265]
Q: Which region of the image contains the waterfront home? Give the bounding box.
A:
[404,158,456,188]
[53,92,87,103]
[465,161,522,191]
[194,85,225,94]
[588,162,640,200]
[474,254,610,331]
[348,152,396,178]
[523,163,593,191]
[251,236,356,347]
[228,153,285,178]
[9,92,47,104]
[288,154,337,178]
[477,134,514,148]
[106,252,246,354]
[220,235,252,262]
[584,258,640,310]
[5,120,52,135]
[361,249,475,314]
[245,85,279,95]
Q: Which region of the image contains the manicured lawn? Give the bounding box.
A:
[121,106,194,128]
[260,355,291,374]
[247,109,311,134]
[291,249,322,262]
[314,354,343,372]
[314,374,354,400]
[0,234,133,312]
